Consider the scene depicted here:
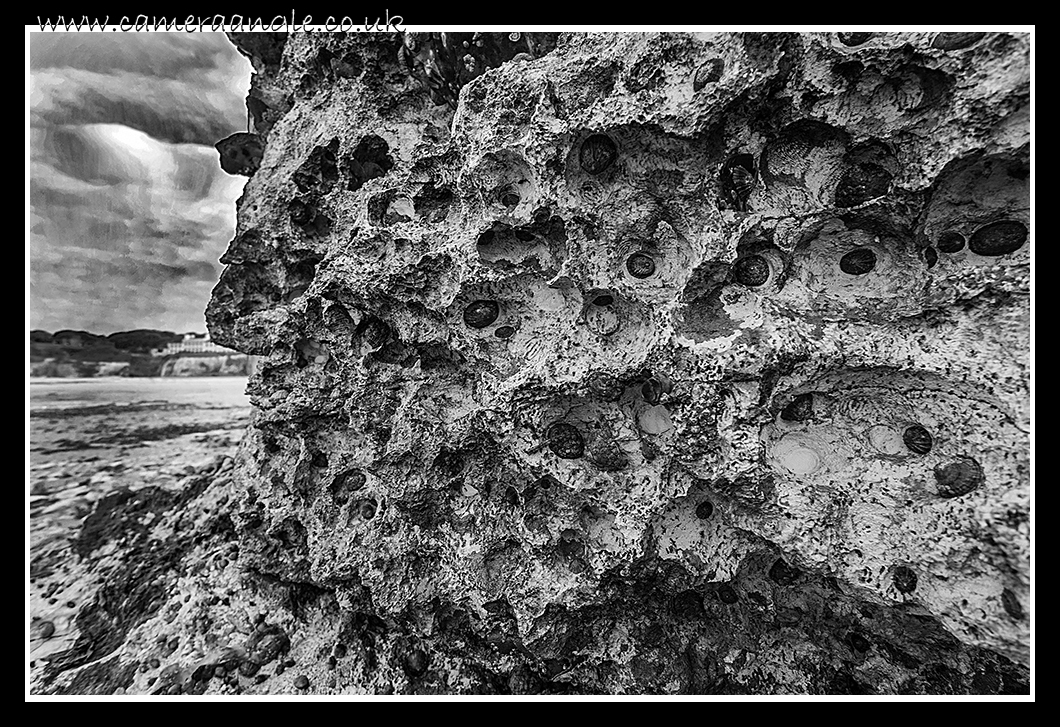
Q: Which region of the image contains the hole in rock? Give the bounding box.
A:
[692,58,725,90]
[578,134,618,175]
[348,135,395,192]
[293,139,340,194]
[720,153,756,212]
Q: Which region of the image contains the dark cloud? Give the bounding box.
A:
[29,33,253,334]
[31,66,246,146]
[30,32,234,79]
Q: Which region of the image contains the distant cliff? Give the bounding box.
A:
[30,360,132,378]
[30,354,250,378]
[159,354,249,377]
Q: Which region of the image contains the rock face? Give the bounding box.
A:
[205,32,1029,694]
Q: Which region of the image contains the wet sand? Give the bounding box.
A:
[29,377,251,670]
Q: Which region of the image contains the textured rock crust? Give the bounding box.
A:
[45,31,1030,696]
[207,30,1030,694]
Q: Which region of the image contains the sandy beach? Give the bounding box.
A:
[29,377,251,681]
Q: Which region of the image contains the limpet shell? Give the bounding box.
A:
[902,424,933,454]
[937,231,965,253]
[772,434,824,475]
[1001,588,1024,620]
[931,32,986,51]
[933,457,984,498]
[463,300,500,329]
[839,247,877,275]
[968,220,1027,256]
[637,405,673,435]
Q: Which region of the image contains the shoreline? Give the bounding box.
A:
[30,376,251,384]
[29,377,252,693]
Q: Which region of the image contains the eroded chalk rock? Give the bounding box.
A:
[201,31,1029,694]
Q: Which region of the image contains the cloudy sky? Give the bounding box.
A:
[29,32,253,334]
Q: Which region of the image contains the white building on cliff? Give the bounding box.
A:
[156,333,237,356]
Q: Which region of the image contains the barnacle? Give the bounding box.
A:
[892,565,919,594]
[288,198,315,227]
[733,254,771,287]
[695,500,715,519]
[717,585,739,604]
[626,252,657,279]
[834,163,891,207]
[357,499,378,520]
[546,422,585,459]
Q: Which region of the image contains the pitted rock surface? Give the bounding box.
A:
[79,31,1027,696]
